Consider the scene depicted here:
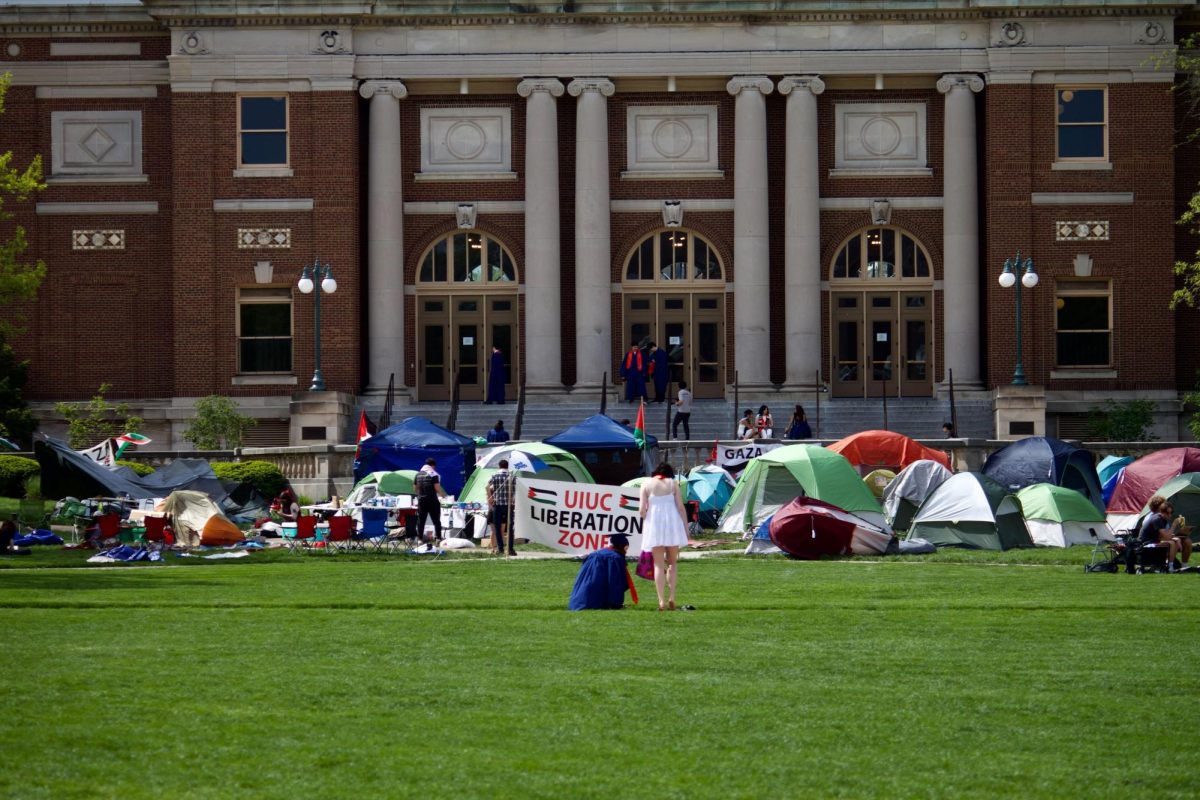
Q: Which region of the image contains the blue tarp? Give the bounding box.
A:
[14,530,63,546]
[982,436,1105,513]
[353,417,476,495]
[544,414,658,451]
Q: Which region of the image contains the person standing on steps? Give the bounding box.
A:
[620,344,647,403]
[672,381,692,440]
[638,462,689,611]
[486,345,507,405]
[648,342,669,404]
[486,420,511,444]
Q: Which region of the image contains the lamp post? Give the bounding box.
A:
[297,259,337,391]
[998,251,1039,386]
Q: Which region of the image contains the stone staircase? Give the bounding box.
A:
[354,394,994,443]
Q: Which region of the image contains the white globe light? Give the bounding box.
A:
[1021,271,1039,288]
[998,271,1016,289]
[321,276,337,293]
[297,276,314,294]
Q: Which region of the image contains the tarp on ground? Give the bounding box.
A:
[1017,483,1114,547]
[353,417,476,495]
[883,459,954,532]
[33,434,268,521]
[827,430,951,470]
[158,490,242,547]
[1107,448,1200,515]
[543,415,656,485]
[908,472,1033,551]
[769,497,893,559]
[982,436,1104,513]
[717,444,889,536]
[477,442,594,484]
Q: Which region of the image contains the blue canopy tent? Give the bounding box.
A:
[544,415,657,485]
[982,436,1104,514]
[353,417,476,495]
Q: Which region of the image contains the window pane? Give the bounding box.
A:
[241,96,286,130]
[901,234,916,278]
[660,232,686,280]
[916,249,929,277]
[1057,333,1110,366]
[453,234,468,282]
[834,246,847,279]
[1057,295,1108,330]
[847,235,861,278]
[465,233,483,282]
[419,253,433,282]
[1058,125,1104,159]
[626,246,641,280]
[693,239,710,279]
[240,339,291,372]
[241,132,287,165]
[434,239,447,282]
[241,303,290,336]
[1057,89,1104,124]
[664,298,684,310]
[639,239,654,280]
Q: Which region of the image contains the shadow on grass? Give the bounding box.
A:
[0,570,223,593]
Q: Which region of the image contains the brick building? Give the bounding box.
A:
[0,0,1195,445]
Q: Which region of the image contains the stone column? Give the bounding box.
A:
[517,77,565,390]
[568,77,615,390]
[358,80,408,393]
[937,73,985,389]
[778,75,825,390]
[726,75,775,388]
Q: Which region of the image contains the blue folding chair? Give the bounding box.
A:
[353,508,391,552]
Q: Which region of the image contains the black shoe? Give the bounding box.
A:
[507,550,517,556]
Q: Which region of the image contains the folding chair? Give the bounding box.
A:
[284,516,319,553]
[324,515,354,553]
[140,515,175,553]
[90,513,124,548]
[353,508,390,552]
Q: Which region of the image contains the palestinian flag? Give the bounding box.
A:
[115,432,151,460]
[354,409,376,460]
[633,400,646,450]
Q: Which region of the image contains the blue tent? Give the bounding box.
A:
[1097,455,1133,505]
[686,464,737,528]
[353,417,475,495]
[982,436,1104,514]
[544,415,657,485]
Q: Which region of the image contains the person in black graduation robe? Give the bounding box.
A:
[647,343,669,403]
[568,534,638,611]
[486,346,507,404]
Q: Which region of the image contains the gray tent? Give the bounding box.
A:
[882,459,954,532]
[907,472,1033,551]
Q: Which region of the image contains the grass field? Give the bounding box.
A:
[2,552,1198,799]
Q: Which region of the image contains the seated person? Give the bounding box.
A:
[568,533,638,611]
[736,409,758,441]
[1139,496,1192,572]
[274,488,300,523]
[486,420,511,444]
[0,519,30,556]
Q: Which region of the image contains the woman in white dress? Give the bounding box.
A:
[638,462,690,611]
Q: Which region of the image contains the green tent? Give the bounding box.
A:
[908,472,1033,550]
[1142,472,1200,543]
[345,470,418,504]
[717,444,888,535]
[1017,483,1113,547]
[477,442,595,484]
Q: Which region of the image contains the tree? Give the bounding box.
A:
[184,395,256,450]
[0,332,37,447]
[1086,399,1158,442]
[0,72,48,338]
[54,383,144,450]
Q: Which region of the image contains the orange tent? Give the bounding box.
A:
[827,430,951,471]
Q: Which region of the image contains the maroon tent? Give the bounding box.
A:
[1107,448,1200,514]
[768,497,892,560]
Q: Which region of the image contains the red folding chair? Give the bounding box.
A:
[89,512,124,547]
[285,516,318,553]
[141,515,175,553]
[324,515,354,553]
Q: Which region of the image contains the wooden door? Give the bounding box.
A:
[692,293,724,399]
[453,297,485,401]
[865,293,900,398]
[417,296,451,401]
[832,293,864,398]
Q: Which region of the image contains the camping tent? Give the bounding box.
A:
[1141,473,1200,541]
[863,469,896,499]
[686,464,737,528]
[908,472,1033,550]
[769,497,893,559]
[1098,455,1133,506]
[882,459,954,532]
[353,417,476,495]
[1107,448,1200,516]
[345,470,419,507]
[717,444,889,536]
[477,442,594,484]
[1017,483,1114,547]
[158,490,243,547]
[982,437,1104,513]
[543,414,656,485]
[827,430,951,471]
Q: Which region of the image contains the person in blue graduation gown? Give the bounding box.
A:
[486,346,507,404]
[486,420,511,443]
[619,345,647,403]
[647,342,669,403]
[568,534,638,611]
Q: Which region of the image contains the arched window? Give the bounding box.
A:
[831,227,931,281]
[624,230,724,284]
[418,232,517,285]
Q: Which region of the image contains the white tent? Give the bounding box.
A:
[1017,483,1114,547]
[158,490,242,547]
[883,459,954,531]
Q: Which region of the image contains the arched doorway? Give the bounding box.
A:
[829,227,935,398]
[415,231,519,401]
[621,229,726,399]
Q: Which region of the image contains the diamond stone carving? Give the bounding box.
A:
[238,228,292,249]
[73,229,124,250]
[1055,221,1109,242]
[80,127,117,162]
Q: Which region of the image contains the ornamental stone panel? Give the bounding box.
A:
[419,107,512,174]
[625,105,719,175]
[833,102,927,173]
[51,110,143,178]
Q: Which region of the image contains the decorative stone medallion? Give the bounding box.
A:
[238,228,292,249]
[834,103,927,172]
[420,107,511,174]
[626,105,718,173]
[73,230,125,250]
[1056,221,1109,242]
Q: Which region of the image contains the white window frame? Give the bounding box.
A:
[622,229,725,286]
[1055,85,1108,163]
[1054,279,1112,369]
[416,232,520,290]
[829,227,934,284]
[237,94,290,170]
[236,286,293,375]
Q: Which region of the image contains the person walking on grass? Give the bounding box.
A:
[638,462,689,611]
[486,459,517,556]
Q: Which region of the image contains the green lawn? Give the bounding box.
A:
[1,555,1197,799]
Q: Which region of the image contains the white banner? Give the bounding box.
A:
[714,441,781,471]
[78,439,115,467]
[514,477,644,556]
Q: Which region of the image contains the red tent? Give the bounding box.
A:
[768,497,892,560]
[827,430,951,471]
[1107,447,1200,514]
